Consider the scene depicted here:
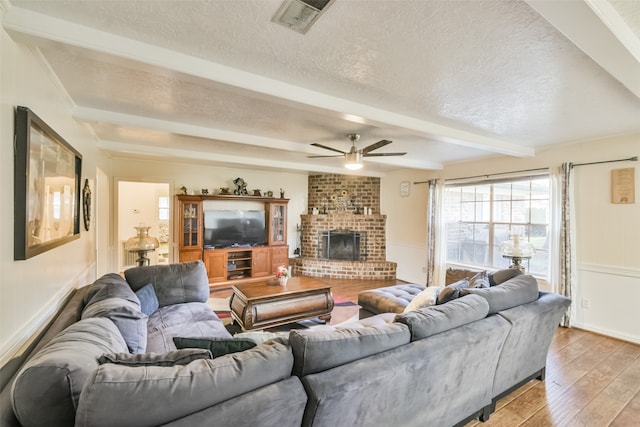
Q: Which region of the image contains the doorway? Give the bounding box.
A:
[117,181,171,272]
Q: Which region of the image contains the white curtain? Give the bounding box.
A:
[426,179,446,286]
[558,163,577,327]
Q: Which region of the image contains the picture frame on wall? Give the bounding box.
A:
[14,106,82,260]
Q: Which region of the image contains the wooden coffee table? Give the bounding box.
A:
[229,276,334,331]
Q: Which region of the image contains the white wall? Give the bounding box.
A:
[0,21,99,364]
[107,157,309,269]
[381,134,640,343]
[381,170,430,284]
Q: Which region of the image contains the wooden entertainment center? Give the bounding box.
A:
[175,194,288,288]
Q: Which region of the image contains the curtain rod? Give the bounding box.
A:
[413,167,549,184]
[572,156,637,168]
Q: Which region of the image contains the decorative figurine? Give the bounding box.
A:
[201,188,209,195]
[219,187,230,195]
[280,188,285,198]
[252,189,262,197]
[179,186,188,195]
[266,190,274,198]
[233,177,249,196]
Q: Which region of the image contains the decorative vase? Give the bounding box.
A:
[279,276,288,286]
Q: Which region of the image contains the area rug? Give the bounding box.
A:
[207,295,360,332]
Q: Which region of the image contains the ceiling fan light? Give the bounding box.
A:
[344,151,362,170]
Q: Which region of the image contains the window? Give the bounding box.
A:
[158,196,169,221]
[444,175,550,277]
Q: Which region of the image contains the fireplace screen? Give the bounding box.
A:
[319,230,366,261]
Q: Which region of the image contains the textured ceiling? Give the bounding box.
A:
[4,0,640,176]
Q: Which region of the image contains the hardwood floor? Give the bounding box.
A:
[212,277,640,426]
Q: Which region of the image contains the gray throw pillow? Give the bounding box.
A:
[98,349,212,366]
[489,268,522,286]
[436,286,460,304]
[82,297,148,353]
[173,337,257,358]
[135,283,159,316]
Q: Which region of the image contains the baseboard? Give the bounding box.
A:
[571,323,640,345]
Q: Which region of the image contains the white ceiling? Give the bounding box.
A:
[3,0,640,177]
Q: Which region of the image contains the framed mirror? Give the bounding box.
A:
[14,106,82,260]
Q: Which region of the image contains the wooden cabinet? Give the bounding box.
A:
[175,196,202,262]
[175,195,289,287]
[204,250,226,282]
[271,246,289,274]
[268,202,287,246]
[252,247,271,277]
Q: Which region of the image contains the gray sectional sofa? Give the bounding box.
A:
[1,262,570,427]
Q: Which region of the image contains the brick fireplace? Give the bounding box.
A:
[290,174,397,279]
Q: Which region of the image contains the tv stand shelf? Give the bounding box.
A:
[174,195,289,288]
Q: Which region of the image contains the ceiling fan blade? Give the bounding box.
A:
[363,152,407,157]
[311,142,346,154]
[307,155,344,158]
[361,139,392,154]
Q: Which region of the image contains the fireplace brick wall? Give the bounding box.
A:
[308,174,380,214]
[300,214,386,261]
[292,174,396,280]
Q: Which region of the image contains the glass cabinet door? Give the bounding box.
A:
[270,203,287,245]
[182,202,201,248]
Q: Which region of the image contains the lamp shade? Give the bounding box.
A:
[344,151,363,170]
[499,234,535,257]
[124,226,159,251]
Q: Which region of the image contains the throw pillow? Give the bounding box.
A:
[403,286,442,313]
[81,297,148,354]
[469,271,490,288]
[436,286,460,305]
[135,283,159,316]
[446,278,469,291]
[98,348,212,366]
[173,336,257,358]
[489,268,522,286]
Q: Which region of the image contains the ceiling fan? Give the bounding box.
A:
[308,134,406,170]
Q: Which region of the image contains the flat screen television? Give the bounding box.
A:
[203,209,267,248]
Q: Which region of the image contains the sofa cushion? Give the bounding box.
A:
[135,283,159,316]
[489,268,522,286]
[125,261,209,307]
[98,349,212,366]
[403,286,442,313]
[289,323,410,377]
[146,302,231,353]
[173,337,257,358]
[395,294,490,341]
[75,338,295,427]
[84,273,139,307]
[461,274,539,314]
[81,297,147,354]
[11,318,128,427]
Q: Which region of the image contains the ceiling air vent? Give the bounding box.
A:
[272,0,335,34]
